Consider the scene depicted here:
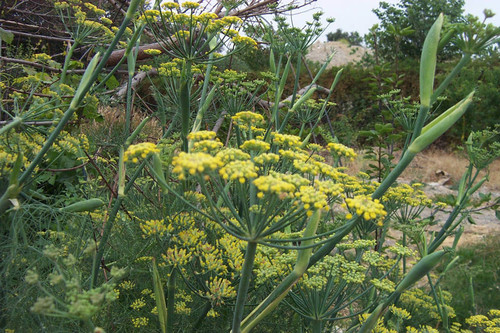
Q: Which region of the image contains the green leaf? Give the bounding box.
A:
[0,27,14,44]
[495,210,500,221]
[104,74,120,90]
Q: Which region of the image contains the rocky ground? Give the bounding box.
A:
[305,40,371,68]
[421,182,499,248]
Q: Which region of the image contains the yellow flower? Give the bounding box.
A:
[344,195,387,221]
[253,153,280,165]
[205,276,236,305]
[192,140,223,153]
[182,1,200,9]
[253,173,296,198]
[327,142,357,160]
[124,142,160,163]
[219,160,258,184]
[216,148,250,163]
[240,139,270,152]
[130,298,146,310]
[131,317,148,328]
[272,132,302,149]
[140,219,168,238]
[162,2,179,10]
[297,186,328,214]
[232,111,265,130]
[172,152,223,180]
[143,48,162,55]
[187,130,217,142]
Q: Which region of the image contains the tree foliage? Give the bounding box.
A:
[326,28,363,45]
[372,0,465,60]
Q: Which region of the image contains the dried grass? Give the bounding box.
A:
[82,106,163,143]
[345,148,500,192]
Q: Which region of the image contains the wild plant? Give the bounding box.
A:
[1,1,500,332]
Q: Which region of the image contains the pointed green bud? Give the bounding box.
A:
[290,87,316,113]
[269,48,276,74]
[359,304,385,333]
[71,52,100,109]
[409,91,474,153]
[420,14,444,108]
[60,198,104,213]
[395,250,446,293]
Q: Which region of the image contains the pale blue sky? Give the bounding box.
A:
[286,0,500,40]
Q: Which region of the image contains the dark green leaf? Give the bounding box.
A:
[0,27,14,44]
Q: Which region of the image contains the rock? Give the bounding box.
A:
[305,41,371,68]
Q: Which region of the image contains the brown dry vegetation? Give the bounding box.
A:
[345,148,500,192]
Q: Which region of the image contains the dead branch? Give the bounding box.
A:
[105,42,168,67]
[113,69,157,100]
[11,30,72,42]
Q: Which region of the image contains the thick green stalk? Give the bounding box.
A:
[17,0,142,186]
[167,269,176,333]
[60,41,79,85]
[311,319,323,333]
[90,160,146,287]
[232,241,258,333]
[290,51,302,107]
[180,61,192,152]
[431,53,471,105]
[125,38,141,134]
[0,116,22,136]
[152,259,168,333]
[18,52,100,184]
[241,211,321,331]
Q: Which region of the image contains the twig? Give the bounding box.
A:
[11,30,72,42]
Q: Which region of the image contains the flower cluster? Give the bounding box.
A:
[187,130,217,142]
[343,195,387,224]
[232,111,265,130]
[139,219,169,238]
[240,139,270,153]
[124,142,160,163]
[253,174,296,199]
[205,276,237,306]
[219,160,259,184]
[297,186,328,216]
[272,132,302,149]
[172,152,223,180]
[327,142,357,160]
[146,2,255,61]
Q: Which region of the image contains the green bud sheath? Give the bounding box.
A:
[60,198,104,213]
[409,92,473,153]
[395,250,446,293]
[420,14,443,108]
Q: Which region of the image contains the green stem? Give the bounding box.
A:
[311,319,323,333]
[403,233,407,275]
[409,105,430,146]
[125,39,141,134]
[291,52,302,106]
[241,211,321,332]
[90,160,146,288]
[431,53,471,105]
[17,0,142,186]
[232,241,258,333]
[0,116,22,136]
[180,61,192,152]
[167,268,176,333]
[60,41,79,85]
[192,302,212,332]
[90,196,123,288]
